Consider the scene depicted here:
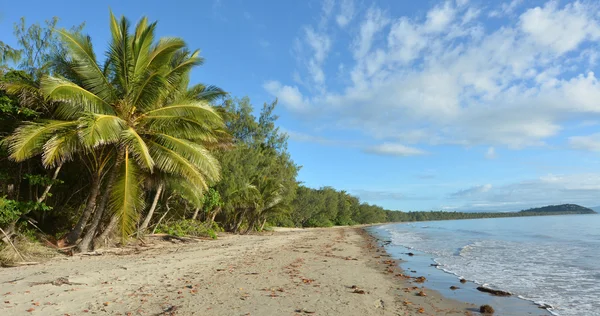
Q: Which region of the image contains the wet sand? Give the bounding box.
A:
[0,227,474,315]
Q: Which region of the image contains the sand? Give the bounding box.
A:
[0,227,475,315]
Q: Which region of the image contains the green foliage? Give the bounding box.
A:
[155,219,218,239]
[23,173,63,186]
[214,97,298,232]
[0,196,51,225]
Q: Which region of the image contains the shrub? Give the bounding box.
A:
[155,219,218,239]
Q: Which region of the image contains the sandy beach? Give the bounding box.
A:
[0,227,474,315]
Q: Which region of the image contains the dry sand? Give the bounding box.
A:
[0,227,476,315]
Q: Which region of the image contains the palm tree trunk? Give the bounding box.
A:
[94,214,118,249]
[191,207,200,220]
[65,173,100,245]
[260,218,267,231]
[37,164,62,203]
[234,209,247,233]
[243,217,257,234]
[209,206,220,225]
[78,166,119,252]
[139,183,163,233]
[151,199,172,234]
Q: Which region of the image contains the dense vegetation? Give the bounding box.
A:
[0,14,595,262]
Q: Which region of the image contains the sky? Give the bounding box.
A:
[1,0,600,212]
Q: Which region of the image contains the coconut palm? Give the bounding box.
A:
[6,12,225,246]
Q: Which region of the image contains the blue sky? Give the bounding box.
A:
[2,0,600,211]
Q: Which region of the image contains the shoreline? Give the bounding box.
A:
[367,224,555,316]
[0,227,474,315]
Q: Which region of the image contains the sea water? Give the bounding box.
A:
[372,214,600,316]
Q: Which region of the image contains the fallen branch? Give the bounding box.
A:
[0,227,26,261]
[145,234,199,243]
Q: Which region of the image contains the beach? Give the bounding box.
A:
[0,227,473,315]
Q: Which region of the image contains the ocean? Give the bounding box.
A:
[371,214,600,316]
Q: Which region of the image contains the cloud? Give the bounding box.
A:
[519,1,600,54]
[569,133,600,152]
[363,143,427,157]
[449,173,600,211]
[263,81,309,111]
[489,0,523,17]
[424,1,456,33]
[451,184,493,197]
[351,189,406,201]
[281,128,342,146]
[351,189,431,201]
[353,7,389,59]
[336,0,355,28]
[264,0,600,150]
[485,147,497,159]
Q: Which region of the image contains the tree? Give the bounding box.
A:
[5,12,226,250]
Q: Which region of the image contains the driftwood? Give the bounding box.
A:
[145,234,200,243]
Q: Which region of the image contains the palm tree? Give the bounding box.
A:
[6,12,226,248]
[243,176,286,234]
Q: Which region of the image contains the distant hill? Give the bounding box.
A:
[591,206,600,213]
[519,204,597,215]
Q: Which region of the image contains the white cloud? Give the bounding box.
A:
[353,7,389,59]
[451,184,492,197]
[489,0,523,17]
[263,81,309,112]
[569,133,600,152]
[424,1,456,33]
[485,147,497,159]
[336,0,355,28]
[520,1,600,54]
[303,27,331,84]
[452,173,600,211]
[363,143,427,157]
[264,0,600,150]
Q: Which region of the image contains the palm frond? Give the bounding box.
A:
[147,38,186,72]
[7,120,78,162]
[148,140,209,191]
[131,17,157,81]
[166,177,203,208]
[131,71,168,111]
[41,128,82,168]
[41,76,115,115]
[107,11,132,95]
[185,83,227,103]
[109,150,145,242]
[121,127,154,171]
[77,114,126,148]
[164,49,204,88]
[56,29,114,102]
[140,115,220,142]
[153,133,220,181]
[142,101,224,127]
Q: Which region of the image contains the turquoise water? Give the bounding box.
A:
[372,214,600,316]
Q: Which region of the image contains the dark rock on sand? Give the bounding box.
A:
[449,286,459,290]
[476,286,511,296]
[459,278,467,283]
